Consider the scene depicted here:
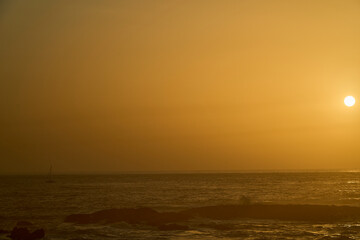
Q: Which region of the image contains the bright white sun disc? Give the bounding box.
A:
[344,96,355,107]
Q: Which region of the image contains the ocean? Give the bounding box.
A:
[1,172,360,239]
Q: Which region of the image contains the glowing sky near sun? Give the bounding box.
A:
[0,0,359,174]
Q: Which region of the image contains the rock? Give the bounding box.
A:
[65,207,191,225]
[16,221,33,228]
[9,227,30,240]
[9,227,45,240]
[158,224,189,231]
[181,204,360,221]
[0,229,10,234]
[199,223,234,230]
[29,229,45,239]
[317,236,353,240]
[65,204,360,231]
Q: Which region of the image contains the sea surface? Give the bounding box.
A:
[1,172,360,239]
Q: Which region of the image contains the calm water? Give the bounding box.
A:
[1,172,360,239]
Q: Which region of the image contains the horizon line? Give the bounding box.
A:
[1,168,359,176]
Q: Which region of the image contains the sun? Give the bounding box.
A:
[344,96,355,107]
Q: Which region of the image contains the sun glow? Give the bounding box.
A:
[344,96,355,107]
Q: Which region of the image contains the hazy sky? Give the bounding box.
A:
[1,0,359,174]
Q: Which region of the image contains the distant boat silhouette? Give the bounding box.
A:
[46,164,55,183]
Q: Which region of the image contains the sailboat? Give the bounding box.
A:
[46,164,55,183]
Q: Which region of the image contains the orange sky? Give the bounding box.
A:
[0,0,359,174]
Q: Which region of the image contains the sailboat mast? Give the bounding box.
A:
[49,164,52,181]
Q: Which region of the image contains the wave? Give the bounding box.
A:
[65,204,360,229]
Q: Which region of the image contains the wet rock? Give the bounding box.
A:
[9,227,30,240]
[9,227,45,240]
[15,221,33,228]
[199,223,234,230]
[0,229,10,234]
[65,203,360,230]
[317,236,353,240]
[65,207,191,225]
[158,224,189,231]
[182,204,360,221]
[30,229,45,239]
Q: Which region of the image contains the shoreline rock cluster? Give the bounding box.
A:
[0,221,44,240]
[65,204,360,230]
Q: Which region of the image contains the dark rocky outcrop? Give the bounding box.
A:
[198,223,235,230]
[29,229,45,240]
[317,236,353,240]
[9,227,45,240]
[65,204,360,231]
[65,207,191,226]
[15,221,33,228]
[182,204,360,221]
[0,229,10,234]
[157,223,189,231]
